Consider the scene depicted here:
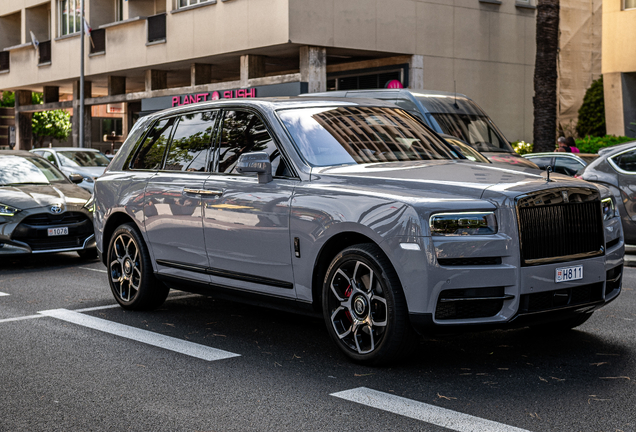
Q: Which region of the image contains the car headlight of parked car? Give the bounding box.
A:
[83,195,95,213]
[0,203,21,217]
[601,197,618,221]
[429,211,498,235]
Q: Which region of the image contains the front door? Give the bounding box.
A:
[202,109,297,297]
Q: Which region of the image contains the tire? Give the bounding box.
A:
[322,243,414,365]
[77,248,98,260]
[530,313,593,333]
[106,223,169,310]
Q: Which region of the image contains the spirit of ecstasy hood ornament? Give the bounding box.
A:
[544,166,553,182]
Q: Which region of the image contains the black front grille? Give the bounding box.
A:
[435,287,506,320]
[438,257,502,266]
[517,198,604,266]
[519,282,603,314]
[12,211,93,251]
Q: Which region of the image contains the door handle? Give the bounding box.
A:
[183,188,223,196]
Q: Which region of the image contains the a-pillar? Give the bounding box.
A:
[72,80,92,148]
[240,55,265,87]
[299,46,326,93]
[191,63,213,86]
[409,55,424,89]
[145,70,167,91]
[14,90,32,151]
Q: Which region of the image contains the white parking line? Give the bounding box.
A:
[38,308,240,362]
[0,292,9,296]
[79,267,107,273]
[0,314,42,323]
[331,387,531,432]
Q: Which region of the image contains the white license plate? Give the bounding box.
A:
[555,265,583,283]
[47,227,69,237]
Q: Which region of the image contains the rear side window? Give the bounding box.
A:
[525,156,553,169]
[612,150,636,173]
[164,111,218,172]
[215,110,276,174]
[131,117,176,170]
[554,157,585,176]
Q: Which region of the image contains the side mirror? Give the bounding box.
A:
[69,173,84,184]
[236,152,272,184]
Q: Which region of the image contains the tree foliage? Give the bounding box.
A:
[32,110,72,146]
[576,76,606,138]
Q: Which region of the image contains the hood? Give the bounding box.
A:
[0,183,92,210]
[313,160,593,203]
[61,166,106,178]
[482,152,540,169]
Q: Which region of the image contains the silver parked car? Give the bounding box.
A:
[94,98,624,365]
[0,151,96,258]
[30,147,111,193]
[522,152,599,176]
[579,141,636,244]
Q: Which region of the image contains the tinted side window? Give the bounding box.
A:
[131,117,176,170]
[216,110,276,174]
[613,150,636,173]
[525,156,553,169]
[554,157,585,176]
[164,111,217,172]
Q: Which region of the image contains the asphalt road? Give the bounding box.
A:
[0,253,634,432]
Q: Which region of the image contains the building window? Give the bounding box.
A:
[178,0,212,8]
[58,0,81,36]
[116,0,124,21]
[625,0,636,9]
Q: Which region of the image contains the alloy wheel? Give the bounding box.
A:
[109,232,142,302]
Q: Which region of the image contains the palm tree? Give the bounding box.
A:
[533,0,560,153]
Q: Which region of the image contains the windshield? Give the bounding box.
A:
[0,156,69,186]
[278,106,459,167]
[58,151,110,167]
[413,95,513,153]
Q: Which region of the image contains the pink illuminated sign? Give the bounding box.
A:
[171,88,257,107]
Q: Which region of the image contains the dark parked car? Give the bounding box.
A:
[523,152,599,176]
[0,151,96,258]
[301,88,539,170]
[579,141,636,244]
[94,98,623,365]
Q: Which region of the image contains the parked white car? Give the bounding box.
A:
[30,147,110,193]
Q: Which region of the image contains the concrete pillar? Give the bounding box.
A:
[299,46,326,93]
[108,76,126,96]
[191,63,212,86]
[145,69,167,91]
[43,86,59,104]
[14,90,32,151]
[72,80,92,148]
[240,55,265,87]
[604,73,625,137]
[409,55,424,89]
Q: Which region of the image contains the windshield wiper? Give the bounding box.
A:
[1,182,51,186]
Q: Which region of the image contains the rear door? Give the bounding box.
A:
[143,111,218,283]
[201,108,298,298]
[610,149,636,220]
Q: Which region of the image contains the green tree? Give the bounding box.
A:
[0,91,15,107]
[576,77,606,137]
[32,109,72,147]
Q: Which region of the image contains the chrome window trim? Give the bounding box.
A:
[608,147,636,175]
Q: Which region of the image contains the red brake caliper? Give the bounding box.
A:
[344,284,353,322]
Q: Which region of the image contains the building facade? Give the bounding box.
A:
[603,0,636,138]
[1,0,540,151]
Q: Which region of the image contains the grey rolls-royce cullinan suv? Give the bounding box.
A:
[93,98,624,365]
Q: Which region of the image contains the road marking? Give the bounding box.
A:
[38,308,241,362]
[0,314,43,323]
[79,267,107,273]
[330,387,531,432]
[0,292,9,296]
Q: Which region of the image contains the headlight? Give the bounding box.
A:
[602,197,618,221]
[430,212,498,236]
[0,203,21,217]
[83,195,95,213]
